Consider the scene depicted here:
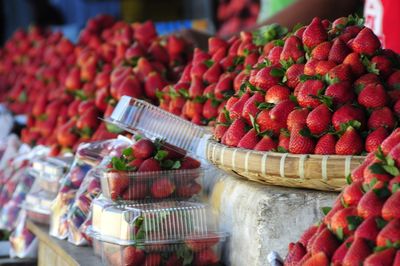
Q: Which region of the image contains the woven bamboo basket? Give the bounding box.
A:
[206,139,366,191]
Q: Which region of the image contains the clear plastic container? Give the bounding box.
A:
[23,189,55,225]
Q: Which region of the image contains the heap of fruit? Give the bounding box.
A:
[209,15,400,155]
[285,128,400,265]
[103,138,201,201]
[0,15,191,155]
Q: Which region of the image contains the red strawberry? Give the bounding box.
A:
[331,237,353,265]
[123,246,145,266]
[280,35,305,64]
[350,27,381,56]
[394,99,400,115]
[332,104,366,131]
[311,41,332,61]
[132,139,155,159]
[352,153,376,183]
[122,182,148,200]
[233,70,249,92]
[255,110,283,136]
[178,63,192,83]
[214,112,230,141]
[138,158,161,172]
[252,66,282,91]
[377,218,400,247]
[323,199,345,226]
[382,191,400,221]
[244,52,259,67]
[302,17,328,49]
[287,108,309,131]
[314,134,336,155]
[108,172,129,200]
[165,254,183,266]
[289,127,315,154]
[306,104,332,135]
[269,99,296,125]
[237,129,260,149]
[363,159,392,184]
[325,64,352,84]
[144,253,162,266]
[358,83,388,109]
[203,62,222,84]
[285,64,305,89]
[180,157,201,170]
[302,252,329,266]
[229,92,251,120]
[368,107,395,130]
[381,128,400,155]
[208,37,228,55]
[278,131,290,151]
[354,217,381,243]
[342,181,364,206]
[310,228,340,258]
[324,81,355,106]
[343,52,366,76]
[296,79,325,108]
[267,46,283,66]
[315,60,337,76]
[265,85,290,104]
[395,251,400,265]
[202,99,219,120]
[145,72,166,100]
[254,135,277,151]
[365,128,389,153]
[371,55,393,78]
[335,126,363,155]
[328,38,351,63]
[215,73,234,100]
[342,237,372,265]
[304,59,319,75]
[299,225,318,247]
[242,92,264,125]
[357,189,387,219]
[226,96,239,112]
[285,242,306,266]
[388,70,400,90]
[151,178,175,199]
[194,248,219,265]
[189,76,205,98]
[354,73,381,93]
[222,119,248,147]
[364,248,396,266]
[330,206,358,236]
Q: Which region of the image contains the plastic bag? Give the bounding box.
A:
[9,210,37,259]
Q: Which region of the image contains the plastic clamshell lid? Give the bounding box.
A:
[90,200,222,245]
[104,96,212,158]
[23,190,55,215]
[30,156,73,181]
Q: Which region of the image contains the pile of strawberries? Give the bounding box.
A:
[0,15,191,155]
[285,128,400,265]
[104,138,201,201]
[211,15,400,155]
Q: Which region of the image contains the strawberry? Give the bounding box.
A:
[215,73,234,100]
[226,96,240,112]
[311,41,332,61]
[294,26,306,38]
[222,118,248,147]
[352,153,376,183]
[324,199,345,226]
[269,99,296,125]
[242,92,264,125]
[335,126,363,155]
[203,62,222,84]
[108,172,129,200]
[301,252,328,266]
[350,27,381,56]
[304,59,319,75]
[289,127,315,154]
[214,112,230,141]
[229,92,251,120]
[310,228,340,258]
[145,72,166,100]
[382,191,400,221]
[138,158,161,172]
[354,216,381,243]
[255,109,283,136]
[306,104,332,135]
[278,131,290,151]
[265,85,290,103]
[328,38,351,63]
[358,83,388,109]
[180,157,200,170]
[178,63,192,83]
[332,104,366,131]
[324,81,355,106]
[394,251,400,265]
[122,182,148,200]
[371,55,393,78]
[132,139,156,159]
[244,52,259,67]
[302,17,328,49]
[189,76,205,98]
[377,218,400,247]
[144,253,162,266]
[202,99,219,120]
[123,246,145,266]
[194,248,219,265]
[314,134,336,155]
[299,225,319,247]
[151,178,175,199]
[285,64,305,89]
[208,37,228,55]
[364,248,396,266]
[165,254,183,266]
[287,108,309,131]
[388,70,400,90]
[285,242,307,266]
[325,64,352,84]
[233,70,249,92]
[331,237,353,265]
[267,46,283,66]
[368,107,395,130]
[185,234,219,251]
[342,237,372,265]
[381,128,400,155]
[315,60,337,76]
[343,52,366,77]
[354,73,381,93]
[252,66,283,91]
[296,79,325,108]
[280,35,305,64]
[342,181,364,206]
[363,159,392,184]
[254,135,277,151]
[358,189,388,219]
[394,99,400,116]
[237,129,260,149]
[365,128,389,153]
[176,182,201,198]
[330,206,359,237]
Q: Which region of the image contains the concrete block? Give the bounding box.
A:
[208,171,337,266]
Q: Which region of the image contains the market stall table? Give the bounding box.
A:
[26,220,101,266]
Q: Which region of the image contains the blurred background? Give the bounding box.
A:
[0,0,261,44]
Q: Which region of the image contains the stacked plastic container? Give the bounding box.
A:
[87,96,227,266]
[22,156,73,224]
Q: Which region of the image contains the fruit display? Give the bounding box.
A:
[88,200,227,266]
[97,138,202,201]
[0,14,192,155]
[199,15,400,155]
[9,211,37,259]
[284,128,400,265]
